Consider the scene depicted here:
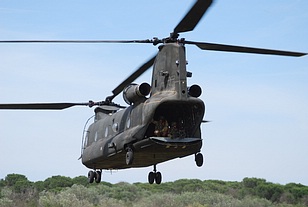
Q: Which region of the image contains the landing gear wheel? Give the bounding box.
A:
[155,171,162,184]
[195,153,204,167]
[148,165,162,184]
[148,172,155,184]
[88,170,95,183]
[126,148,134,165]
[95,171,102,183]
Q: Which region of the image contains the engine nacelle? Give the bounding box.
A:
[123,83,151,105]
[188,84,202,98]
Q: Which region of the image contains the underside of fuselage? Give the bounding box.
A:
[87,136,202,169]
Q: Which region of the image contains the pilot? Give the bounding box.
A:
[153,116,169,137]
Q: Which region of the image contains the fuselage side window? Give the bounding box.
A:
[112,123,119,132]
[126,117,131,129]
[105,127,109,138]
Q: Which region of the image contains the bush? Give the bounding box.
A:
[43,175,73,191]
[1,173,308,207]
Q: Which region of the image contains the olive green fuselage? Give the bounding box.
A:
[81,43,205,170]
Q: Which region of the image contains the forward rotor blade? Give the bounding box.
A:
[173,0,213,37]
[0,102,90,110]
[111,55,156,99]
[0,40,152,44]
[187,41,307,57]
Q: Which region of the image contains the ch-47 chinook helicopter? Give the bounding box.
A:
[0,0,306,184]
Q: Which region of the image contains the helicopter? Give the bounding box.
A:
[0,0,306,184]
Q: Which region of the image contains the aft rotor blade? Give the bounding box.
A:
[111,55,156,99]
[173,0,213,37]
[0,40,152,44]
[0,102,90,110]
[187,41,307,57]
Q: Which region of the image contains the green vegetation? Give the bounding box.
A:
[1,174,308,207]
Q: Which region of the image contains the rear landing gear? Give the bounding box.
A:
[195,153,204,167]
[148,165,162,184]
[88,170,102,183]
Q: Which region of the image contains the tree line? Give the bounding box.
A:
[1,173,308,207]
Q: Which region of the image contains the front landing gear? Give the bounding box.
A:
[126,147,134,165]
[148,165,162,184]
[88,170,102,183]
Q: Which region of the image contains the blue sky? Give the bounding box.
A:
[1,0,308,185]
